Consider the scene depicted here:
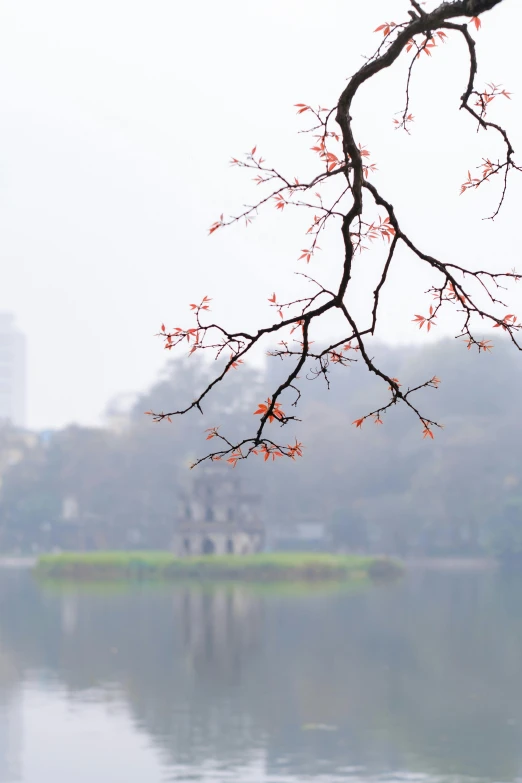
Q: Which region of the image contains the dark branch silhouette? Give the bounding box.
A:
[149,0,520,467]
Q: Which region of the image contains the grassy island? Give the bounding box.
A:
[35,551,402,583]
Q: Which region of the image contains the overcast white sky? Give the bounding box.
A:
[0,0,520,430]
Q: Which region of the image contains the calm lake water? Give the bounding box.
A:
[1,568,522,783]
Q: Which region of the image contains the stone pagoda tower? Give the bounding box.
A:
[172,463,264,556]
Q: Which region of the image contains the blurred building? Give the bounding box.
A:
[0,314,26,428]
[267,519,331,552]
[172,465,264,556]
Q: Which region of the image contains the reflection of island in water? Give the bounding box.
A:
[174,587,262,680]
[2,571,522,781]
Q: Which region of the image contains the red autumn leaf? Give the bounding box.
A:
[287,440,303,459]
[229,354,244,370]
[352,418,364,428]
[471,16,481,30]
[208,216,223,235]
[298,249,312,263]
[226,448,243,467]
[374,22,396,36]
[254,398,285,423]
[493,315,516,329]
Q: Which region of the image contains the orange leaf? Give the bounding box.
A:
[352,418,364,429]
[229,355,244,370]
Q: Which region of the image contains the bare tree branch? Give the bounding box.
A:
[149,0,520,467]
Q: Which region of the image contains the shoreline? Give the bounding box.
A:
[404,557,497,571]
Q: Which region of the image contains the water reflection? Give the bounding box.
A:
[1,570,522,782]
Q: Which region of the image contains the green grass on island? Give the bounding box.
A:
[35,551,402,583]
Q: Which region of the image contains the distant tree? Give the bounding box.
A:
[331,509,369,552]
[150,0,520,468]
[2,344,522,556]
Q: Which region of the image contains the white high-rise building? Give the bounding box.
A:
[0,314,26,428]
